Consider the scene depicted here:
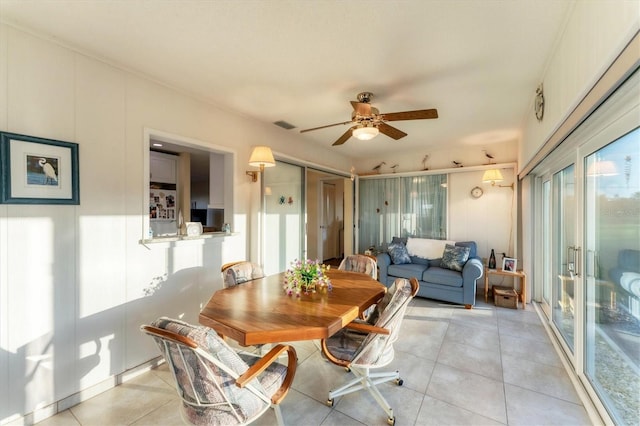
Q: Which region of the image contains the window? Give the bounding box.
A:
[145,130,234,239]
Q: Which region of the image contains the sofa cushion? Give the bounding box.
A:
[455,241,478,259]
[388,263,429,280]
[422,267,464,287]
[388,242,411,264]
[441,244,470,272]
[406,237,455,259]
[409,255,430,266]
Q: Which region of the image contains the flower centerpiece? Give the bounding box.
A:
[283,259,332,297]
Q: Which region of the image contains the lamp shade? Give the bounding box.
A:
[352,126,379,141]
[482,169,504,183]
[248,146,276,171]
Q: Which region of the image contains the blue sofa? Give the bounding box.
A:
[377,238,483,308]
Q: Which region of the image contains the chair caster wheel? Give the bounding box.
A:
[396,378,403,386]
[327,398,334,407]
[387,416,395,425]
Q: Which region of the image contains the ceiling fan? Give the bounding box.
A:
[300,92,438,146]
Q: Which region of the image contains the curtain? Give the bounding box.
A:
[358,174,447,251]
[401,175,447,239]
[358,178,400,250]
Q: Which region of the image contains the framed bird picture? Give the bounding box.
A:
[0,131,79,204]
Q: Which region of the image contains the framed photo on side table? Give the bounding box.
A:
[502,257,517,272]
[0,131,79,204]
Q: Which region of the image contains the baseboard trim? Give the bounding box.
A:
[1,356,164,426]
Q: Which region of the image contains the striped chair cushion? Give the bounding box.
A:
[151,317,286,425]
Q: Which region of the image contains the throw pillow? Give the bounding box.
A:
[440,244,470,272]
[388,242,411,265]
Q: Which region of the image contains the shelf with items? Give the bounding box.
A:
[484,267,526,308]
[140,231,238,246]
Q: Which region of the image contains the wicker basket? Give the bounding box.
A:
[493,286,519,309]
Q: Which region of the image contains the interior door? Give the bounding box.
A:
[321,182,337,261]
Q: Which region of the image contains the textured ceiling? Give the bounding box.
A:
[0,0,572,158]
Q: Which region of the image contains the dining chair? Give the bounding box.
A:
[338,254,378,279]
[320,277,419,426]
[221,261,265,288]
[141,317,297,426]
[220,261,268,352]
[339,254,379,320]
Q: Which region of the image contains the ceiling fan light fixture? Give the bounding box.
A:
[353,126,379,141]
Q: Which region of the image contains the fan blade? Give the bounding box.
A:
[378,123,407,140]
[350,101,372,116]
[381,108,438,121]
[300,121,353,133]
[332,126,357,146]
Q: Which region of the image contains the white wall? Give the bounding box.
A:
[520,1,639,171]
[449,167,516,262]
[0,23,351,422]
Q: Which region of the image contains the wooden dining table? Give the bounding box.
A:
[199,269,387,346]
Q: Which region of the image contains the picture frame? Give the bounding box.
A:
[0,131,79,204]
[502,257,517,272]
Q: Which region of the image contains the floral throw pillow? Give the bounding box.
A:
[441,244,470,272]
[388,242,411,265]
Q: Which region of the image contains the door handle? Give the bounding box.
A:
[567,246,575,278]
[586,250,597,278]
[568,245,582,278]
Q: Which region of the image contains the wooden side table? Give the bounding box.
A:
[484,267,527,308]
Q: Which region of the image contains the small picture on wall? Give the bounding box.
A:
[502,257,517,272]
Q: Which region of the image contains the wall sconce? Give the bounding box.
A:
[246,146,275,182]
[482,168,514,189]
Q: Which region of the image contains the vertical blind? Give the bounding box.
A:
[358,174,447,251]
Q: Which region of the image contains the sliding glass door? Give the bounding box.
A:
[532,70,639,425]
[552,164,577,354]
[262,161,305,275]
[358,174,447,251]
[583,129,639,425]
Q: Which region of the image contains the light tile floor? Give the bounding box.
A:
[35,298,593,426]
